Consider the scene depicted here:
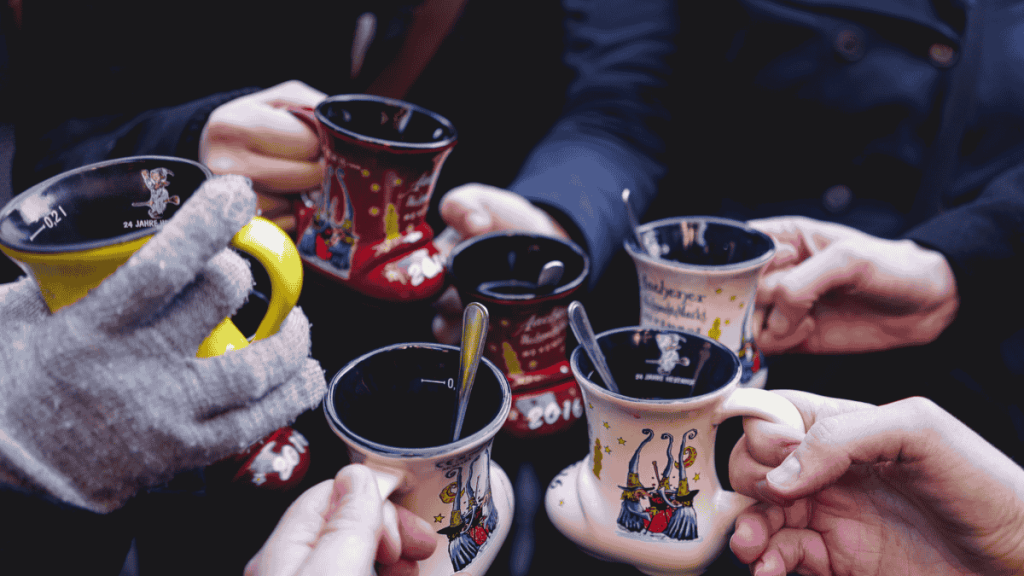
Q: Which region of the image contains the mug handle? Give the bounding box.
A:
[714,388,806,517]
[197,216,303,356]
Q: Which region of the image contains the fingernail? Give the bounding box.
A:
[766,453,801,488]
[468,211,491,231]
[767,308,789,334]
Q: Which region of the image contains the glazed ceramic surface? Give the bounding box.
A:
[0,155,310,490]
[292,94,457,302]
[624,217,775,389]
[545,327,803,576]
[448,232,590,437]
[325,343,514,575]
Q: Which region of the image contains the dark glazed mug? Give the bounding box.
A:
[290,94,457,302]
[448,232,589,437]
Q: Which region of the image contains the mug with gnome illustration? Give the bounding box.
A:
[544,327,804,576]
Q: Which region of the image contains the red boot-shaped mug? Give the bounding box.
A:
[290,95,457,302]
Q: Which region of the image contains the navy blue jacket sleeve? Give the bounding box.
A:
[510,0,676,280]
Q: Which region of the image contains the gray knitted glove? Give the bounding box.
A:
[0,175,326,513]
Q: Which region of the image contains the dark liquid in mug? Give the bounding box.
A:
[331,347,505,449]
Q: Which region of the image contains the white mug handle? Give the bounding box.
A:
[714,387,806,518]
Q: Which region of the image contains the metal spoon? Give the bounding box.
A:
[535,259,565,294]
[451,302,489,441]
[621,188,646,249]
[567,301,620,394]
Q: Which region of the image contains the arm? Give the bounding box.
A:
[507,0,676,280]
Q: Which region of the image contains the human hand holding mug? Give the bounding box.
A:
[728,390,1024,576]
[200,80,327,233]
[749,216,959,354]
[245,464,438,576]
[0,167,324,512]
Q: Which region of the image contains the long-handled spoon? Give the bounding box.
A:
[451,302,489,441]
[567,301,620,394]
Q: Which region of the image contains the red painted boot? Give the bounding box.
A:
[292,95,457,302]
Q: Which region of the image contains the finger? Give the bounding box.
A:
[752,528,832,576]
[205,105,321,161]
[0,276,50,321]
[207,151,324,194]
[756,315,815,355]
[193,308,325,418]
[728,424,803,498]
[245,479,335,576]
[730,502,786,564]
[146,248,253,356]
[297,464,385,576]
[431,287,464,345]
[761,397,929,501]
[396,505,438,561]
[440,185,498,237]
[377,559,420,576]
[83,175,255,331]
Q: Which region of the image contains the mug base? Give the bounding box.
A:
[545,459,717,576]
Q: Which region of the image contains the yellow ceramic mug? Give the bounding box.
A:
[0,156,303,358]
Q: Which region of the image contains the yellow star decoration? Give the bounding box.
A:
[559,499,565,507]
[603,422,611,429]
[369,206,379,216]
[738,303,745,308]
[694,473,700,481]
[394,178,403,185]
[617,437,626,445]
[715,288,722,294]
[434,514,444,523]
[361,169,371,177]
[730,295,737,301]
[604,446,612,454]
[588,403,594,409]
[725,319,731,325]
[371,183,381,192]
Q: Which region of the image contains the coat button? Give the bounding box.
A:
[929,43,957,67]
[835,29,865,61]
[822,185,853,214]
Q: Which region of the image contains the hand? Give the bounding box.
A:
[200,80,326,233]
[0,176,326,513]
[433,183,570,343]
[728,390,1024,576]
[749,216,959,354]
[245,465,437,576]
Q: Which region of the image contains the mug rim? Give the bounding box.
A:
[314,93,458,151]
[324,342,512,459]
[569,326,742,407]
[623,215,776,275]
[0,155,212,254]
[447,231,591,303]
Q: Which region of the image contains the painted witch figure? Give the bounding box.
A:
[663,428,699,541]
[645,432,677,533]
[438,465,480,571]
[618,429,655,533]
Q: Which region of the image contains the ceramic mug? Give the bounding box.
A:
[324,342,514,575]
[290,94,457,302]
[0,156,311,490]
[448,232,590,438]
[544,326,804,576]
[624,216,775,389]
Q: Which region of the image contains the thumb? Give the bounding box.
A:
[761,398,936,500]
[297,464,386,576]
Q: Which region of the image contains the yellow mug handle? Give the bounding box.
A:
[197,216,303,357]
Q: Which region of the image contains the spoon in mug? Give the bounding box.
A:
[621,188,646,250]
[477,260,565,297]
[568,301,620,394]
[451,302,489,441]
[535,260,565,295]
